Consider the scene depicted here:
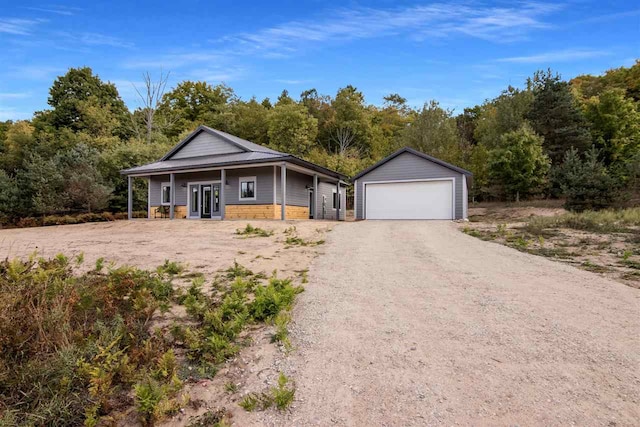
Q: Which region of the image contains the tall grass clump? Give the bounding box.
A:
[525,207,640,234]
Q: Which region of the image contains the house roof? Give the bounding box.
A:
[352,147,473,181]
[121,125,347,180]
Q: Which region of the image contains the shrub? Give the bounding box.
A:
[250,277,303,321]
[0,256,176,426]
[554,147,623,211]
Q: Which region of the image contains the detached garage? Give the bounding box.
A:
[353,147,472,220]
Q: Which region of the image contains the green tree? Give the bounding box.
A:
[488,124,550,201]
[0,170,20,221]
[583,89,640,166]
[99,139,171,211]
[331,86,372,154]
[159,81,235,138]
[0,121,36,174]
[474,86,533,149]
[553,147,621,211]
[38,67,130,139]
[229,98,270,146]
[528,69,591,163]
[399,100,463,165]
[267,103,318,157]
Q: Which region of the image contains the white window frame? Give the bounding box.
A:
[332,188,342,210]
[239,176,257,201]
[161,182,171,206]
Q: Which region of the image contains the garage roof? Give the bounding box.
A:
[352,147,472,180]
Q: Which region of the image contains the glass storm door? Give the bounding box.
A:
[212,184,220,215]
[201,185,212,219]
[189,184,199,217]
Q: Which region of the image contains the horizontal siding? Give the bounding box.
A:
[317,180,345,220]
[226,167,274,205]
[275,166,314,207]
[355,152,465,220]
[170,132,243,159]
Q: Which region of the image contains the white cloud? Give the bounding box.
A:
[0,17,43,35]
[0,92,31,100]
[274,79,312,85]
[221,1,562,55]
[0,107,31,120]
[497,48,609,63]
[26,6,81,16]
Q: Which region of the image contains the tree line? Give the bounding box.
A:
[0,61,638,223]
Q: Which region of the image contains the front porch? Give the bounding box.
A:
[127,162,347,221]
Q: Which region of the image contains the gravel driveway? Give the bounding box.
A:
[266,221,640,426]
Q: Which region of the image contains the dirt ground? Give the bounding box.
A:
[253,221,639,426]
[465,205,640,287]
[0,219,332,426]
[0,219,331,278]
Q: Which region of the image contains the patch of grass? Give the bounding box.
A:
[619,259,640,270]
[284,236,325,247]
[187,409,230,427]
[236,223,273,238]
[225,382,238,394]
[581,260,612,273]
[271,311,292,350]
[158,259,185,275]
[525,208,640,234]
[527,247,575,259]
[238,373,295,412]
[238,394,259,411]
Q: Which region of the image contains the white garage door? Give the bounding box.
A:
[365,180,453,220]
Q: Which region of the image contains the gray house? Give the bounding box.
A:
[353,147,472,220]
[121,125,347,221]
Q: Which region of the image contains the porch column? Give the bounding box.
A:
[220,169,226,220]
[127,175,133,220]
[169,173,175,220]
[313,174,318,219]
[281,163,287,220]
[336,180,341,221]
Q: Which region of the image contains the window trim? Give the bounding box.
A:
[238,176,257,201]
[161,182,171,206]
[332,188,342,210]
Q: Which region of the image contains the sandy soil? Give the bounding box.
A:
[0,219,331,279]
[253,221,640,426]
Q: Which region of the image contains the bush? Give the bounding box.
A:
[0,255,176,426]
[235,223,273,237]
[554,147,623,211]
[7,210,148,228]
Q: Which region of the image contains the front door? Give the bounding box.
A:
[212,184,220,216]
[189,184,199,218]
[308,189,314,219]
[201,185,212,219]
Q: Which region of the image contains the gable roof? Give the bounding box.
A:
[352,147,472,181]
[120,125,347,180]
[161,125,283,161]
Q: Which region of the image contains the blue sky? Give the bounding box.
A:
[0,1,638,120]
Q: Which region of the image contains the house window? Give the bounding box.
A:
[161,182,171,205]
[239,176,256,200]
[332,189,341,210]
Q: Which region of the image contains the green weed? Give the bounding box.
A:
[236,223,273,237]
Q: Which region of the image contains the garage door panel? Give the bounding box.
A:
[365,180,453,220]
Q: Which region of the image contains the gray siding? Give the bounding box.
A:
[316,180,346,220]
[274,167,313,207]
[225,167,275,205]
[355,152,466,220]
[169,132,243,159]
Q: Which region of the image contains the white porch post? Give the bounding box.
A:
[220,169,226,220]
[281,163,287,220]
[313,174,318,220]
[169,173,175,220]
[127,175,133,220]
[336,180,340,221]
